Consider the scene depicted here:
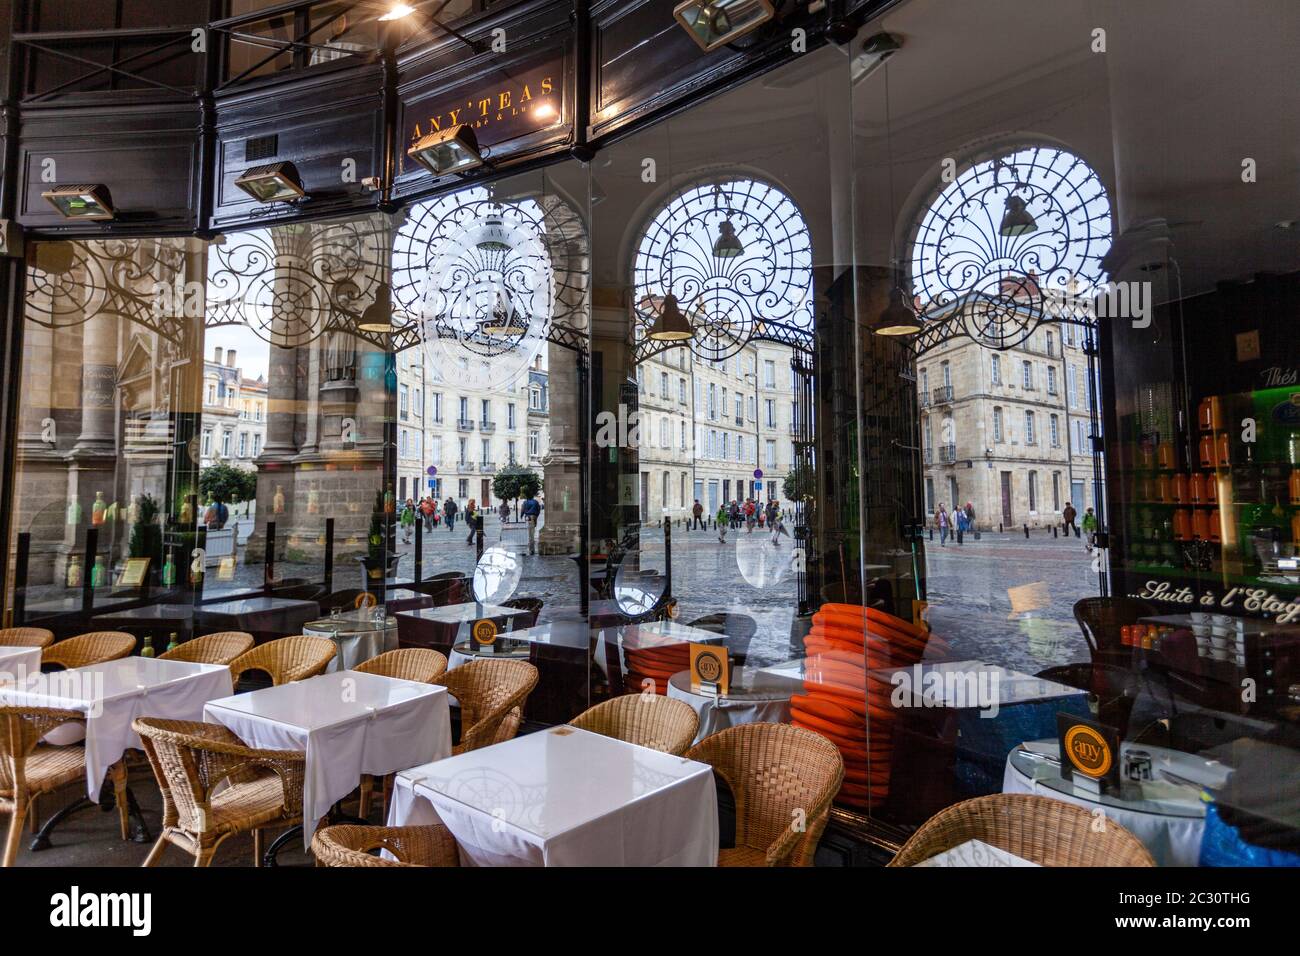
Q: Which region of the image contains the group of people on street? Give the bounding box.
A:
[399,493,544,554]
[934,502,976,546]
[703,497,789,546]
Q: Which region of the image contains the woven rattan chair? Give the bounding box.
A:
[1,705,86,866]
[887,793,1155,867]
[436,659,538,754]
[353,648,448,817]
[159,631,254,666]
[132,717,306,867]
[312,823,460,867]
[1073,597,1157,665]
[41,631,136,670]
[228,635,336,687]
[570,694,699,755]
[355,648,447,683]
[0,627,55,649]
[686,722,844,867]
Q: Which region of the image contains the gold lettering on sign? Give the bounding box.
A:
[409,75,557,145]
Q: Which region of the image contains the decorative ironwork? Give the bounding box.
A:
[907,145,1112,354]
[632,177,814,364]
[206,215,389,349]
[392,185,588,386]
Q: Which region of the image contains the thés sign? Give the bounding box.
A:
[403,59,561,169]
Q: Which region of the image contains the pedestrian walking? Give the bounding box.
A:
[443,496,457,532]
[954,506,966,545]
[497,499,511,539]
[1082,506,1098,552]
[400,498,415,544]
[937,504,949,546]
[716,504,729,543]
[420,496,435,532]
[691,499,704,530]
[521,492,542,555]
[1062,501,1078,539]
[744,497,757,533]
[769,509,790,545]
[465,498,478,545]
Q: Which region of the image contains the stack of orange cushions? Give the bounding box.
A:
[622,641,690,695]
[791,604,941,809]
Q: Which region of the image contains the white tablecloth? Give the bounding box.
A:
[0,644,42,681]
[204,671,451,843]
[0,657,233,801]
[303,614,398,671]
[388,726,718,866]
[667,668,795,743]
[1003,741,1229,866]
[913,838,1040,867]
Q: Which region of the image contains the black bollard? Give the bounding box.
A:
[1053,526,1058,538]
[1024,524,1030,539]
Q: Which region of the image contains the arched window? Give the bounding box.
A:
[908,145,1112,348]
[632,177,813,361]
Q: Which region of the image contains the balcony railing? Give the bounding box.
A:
[480,421,496,433]
[939,444,957,463]
[932,386,954,404]
[456,419,475,431]
[457,461,475,471]
[480,461,497,473]
[924,447,934,465]
[919,394,931,408]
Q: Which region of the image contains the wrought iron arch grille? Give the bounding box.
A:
[907,145,1112,355]
[632,177,815,364]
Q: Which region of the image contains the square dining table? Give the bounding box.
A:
[0,644,42,681]
[203,670,452,843]
[387,725,719,866]
[395,601,530,655]
[0,656,234,801]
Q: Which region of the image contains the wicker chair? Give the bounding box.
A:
[1,705,86,866]
[0,627,55,649]
[687,613,758,666]
[436,659,538,754]
[132,717,305,867]
[159,631,254,667]
[228,635,336,687]
[887,793,1155,867]
[41,631,136,670]
[501,597,544,629]
[355,648,448,683]
[570,694,699,756]
[686,722,844,867]
[312,823,459,867]
[353,648,449,817]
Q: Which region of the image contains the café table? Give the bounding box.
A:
[203,670,451,848]
[912,838,1040,867]
[385,587,434,613]
[395,601,530,656]
[0,644,42,679]
[0,656,233,846]
[91,602,197,649]
[667,665,800,743]
[1003,739,1232,866]
[387,725,719,866]
[195,596,321,643]
[448,621,593,723]
[302,608,398,671]
[594,620,726,690]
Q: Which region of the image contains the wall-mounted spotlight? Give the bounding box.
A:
[407,124,486,177]
[41,184,115,221]
[852,32,902,84]
[649,294,695,341]
[674,0,775,53]
[234,162,306,203]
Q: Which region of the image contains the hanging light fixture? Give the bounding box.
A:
[482,290,526,337]
[875,286,923,336]
[872,56,921,337]
[713,216,745,258]
[999,193,1038,237]
[357,282,395,334]
[648,294,694,341]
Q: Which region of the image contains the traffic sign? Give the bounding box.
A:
[426,465,438,476]
[753,469,763,479]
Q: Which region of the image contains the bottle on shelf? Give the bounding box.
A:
[140,635,155,658]
[91,554,106,588]
[166,632,179,654]
[65,554,82,589]
[162,552,176,587]
[91,491,106,526]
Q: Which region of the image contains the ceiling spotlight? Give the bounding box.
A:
[648,294,695,341]
[234,162,306,203]
[674,0,775,53]
[999,194,1038,237]
[407,124,486,177]
[357,282,395,334]
[851,32,902,84]
[874,286,923,336]
[379,3,415,21]
[713,216,745,258]
[41,184,115,221]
